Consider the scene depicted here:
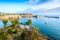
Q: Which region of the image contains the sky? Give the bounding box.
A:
[0,0,60,16]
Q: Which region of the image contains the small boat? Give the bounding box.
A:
[45,22,47,24]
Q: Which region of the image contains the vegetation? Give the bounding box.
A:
[12,29,17,34]
[2,19,8,28]
[0,19,50,40]
[10,19,19,28]
[0,30,6,40]
[7,27,13,34]
[15,31,26,40]
[25,20,32,25]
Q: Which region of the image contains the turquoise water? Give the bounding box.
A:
[0,18,60,40]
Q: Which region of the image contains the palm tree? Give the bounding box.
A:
[2,19,8,28]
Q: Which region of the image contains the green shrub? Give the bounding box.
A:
[25,20,32,25]
[12,30,17,34]
[8,28,13,34]
[14,31,26,40]
[0,30,6,40]
[10,19,19,26]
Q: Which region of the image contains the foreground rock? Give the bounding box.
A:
[13,26,51,40]
[0,25,52,40]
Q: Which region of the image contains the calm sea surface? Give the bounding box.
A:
[0,18,60,40]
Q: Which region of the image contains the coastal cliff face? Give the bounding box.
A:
[0,25,49,40]
[3,27,49,40]
[0,24,49,40]
[0,13,33,20]
[0,14,21,20]
[13,26,49,40]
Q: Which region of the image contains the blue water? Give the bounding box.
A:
[0,18,60,40]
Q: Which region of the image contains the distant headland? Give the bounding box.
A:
[0,12,59,20]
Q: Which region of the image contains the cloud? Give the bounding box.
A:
[23,7,60,16]
[22,0,60,16]
[0,0,60,16]
[30,0,60,10]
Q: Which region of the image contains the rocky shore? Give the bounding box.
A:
[0,19,51,40]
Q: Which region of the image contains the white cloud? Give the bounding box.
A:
[22,0,60,16]
[0,0,60,16]
[30,0,60,10]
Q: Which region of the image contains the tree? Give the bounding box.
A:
[25,20,32,25]
[2,19,8,28]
